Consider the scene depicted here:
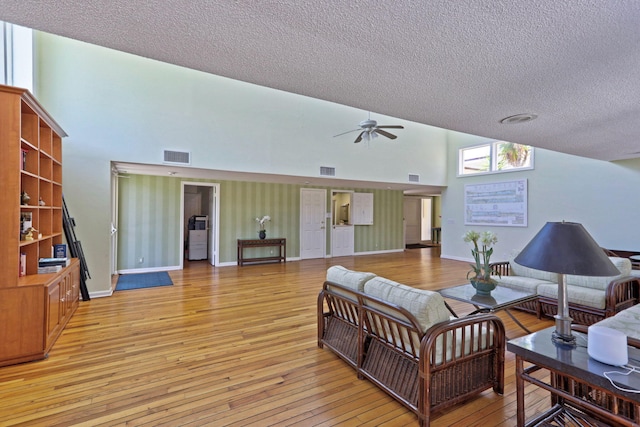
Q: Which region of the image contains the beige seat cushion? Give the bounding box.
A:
[537,283,606,310]
[564,257,632,291]
[510,259,559,283]
[492,275,553,294]
[593,304,640,340]
[363,276,450,332]
[326,265,376,293]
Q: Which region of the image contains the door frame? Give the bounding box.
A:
[180,182,220,267]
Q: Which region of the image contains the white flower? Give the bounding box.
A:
[255,215,271,229]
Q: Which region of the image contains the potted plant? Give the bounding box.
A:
[255,215,271,239]
[463,230,499,295]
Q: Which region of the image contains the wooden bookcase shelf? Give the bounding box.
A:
[0,84,78,367]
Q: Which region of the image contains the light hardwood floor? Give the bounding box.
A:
[0,248,554,426]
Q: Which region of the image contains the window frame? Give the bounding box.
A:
[458,141,534,177]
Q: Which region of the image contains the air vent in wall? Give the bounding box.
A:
[320,166,336,176]
[163,150,191,165]
[408,174,420,183]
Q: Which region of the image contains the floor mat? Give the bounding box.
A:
[406,243,440,249]
[116,272,173,291]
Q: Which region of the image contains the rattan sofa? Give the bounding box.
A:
[490,256,639,325]
[317,266,505,426]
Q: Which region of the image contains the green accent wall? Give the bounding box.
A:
[118,175,404,269]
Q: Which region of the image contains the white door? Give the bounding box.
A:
[404,197,421,245]
[332,225,354,257]
[300,188,326,259]
[421,198,433,242]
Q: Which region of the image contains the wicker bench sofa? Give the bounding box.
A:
[317,266,505,426]
[490,256,639,325]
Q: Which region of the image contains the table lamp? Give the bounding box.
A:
[514,221,619,345]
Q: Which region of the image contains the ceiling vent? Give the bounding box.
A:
[408,174,420,183]
[163,150,191,165]
[320,166,336,177]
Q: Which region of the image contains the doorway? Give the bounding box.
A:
[331,190,354,257]
[300,188,326,259]
[404,196,433,245]
[181,182,220,267]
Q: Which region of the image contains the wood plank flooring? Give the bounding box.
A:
[0,249,554,426]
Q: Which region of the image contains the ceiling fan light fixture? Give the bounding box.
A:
[499,113,538,125]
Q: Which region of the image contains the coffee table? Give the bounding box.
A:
[438,283,537,334]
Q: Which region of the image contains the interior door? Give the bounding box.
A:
[404,197,421,245]
[300,188,326,259]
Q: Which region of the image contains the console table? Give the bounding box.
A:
[508,327,640,426]
[237,238,286,266]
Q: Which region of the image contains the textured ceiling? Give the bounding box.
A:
[1,0,640,161]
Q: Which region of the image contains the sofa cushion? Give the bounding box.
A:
[510,259,559,283]
[491,275,553,294]
[537,283,606,310]
[592,304,640,340]
[326,265,376,293]
[363,276,450,332]
[564,257,631,291]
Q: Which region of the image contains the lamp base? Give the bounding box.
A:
[551,329,576,346]
[553,314,576,346]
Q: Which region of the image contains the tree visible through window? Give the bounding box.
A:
[497,142,531,170]
[459,141,533,175]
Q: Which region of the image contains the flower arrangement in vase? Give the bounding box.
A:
[463,230,499,295]
[255,215,271,239]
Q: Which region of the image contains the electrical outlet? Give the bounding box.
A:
[139,257,144,264]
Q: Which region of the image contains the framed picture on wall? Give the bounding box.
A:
[464,179,527,227]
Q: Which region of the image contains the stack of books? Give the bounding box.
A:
[38,257,70,274]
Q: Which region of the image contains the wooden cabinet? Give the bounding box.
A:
[0,84,77,367]
[45,261,80,352]
[352,192,374,225]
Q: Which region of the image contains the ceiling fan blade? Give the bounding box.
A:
[376,125,404,129]
[333,128,361,137]
[354,131,365,143]
[374,129,397,140]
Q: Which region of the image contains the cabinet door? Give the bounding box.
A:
[0,287,45,361]
[352,192,374,225]
[45,280,62,349]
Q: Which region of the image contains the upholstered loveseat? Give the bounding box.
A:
[317,266,505,426]
[576,303,640,347]
[490,256,639,325]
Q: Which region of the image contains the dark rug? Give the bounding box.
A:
[406,243,440,249]
[116,272,173,291]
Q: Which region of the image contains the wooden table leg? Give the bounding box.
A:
[515,355,525,427]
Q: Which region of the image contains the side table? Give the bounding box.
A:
[508,327,640,426]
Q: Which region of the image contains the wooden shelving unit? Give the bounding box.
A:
[0,84,80,367]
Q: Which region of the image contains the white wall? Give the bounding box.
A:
[442,131,640,264]
[33,32,449,295]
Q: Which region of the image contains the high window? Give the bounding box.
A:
[459,141,533,176]
[1,21,33,91]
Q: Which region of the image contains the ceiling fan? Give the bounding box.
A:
[333,114,404,143]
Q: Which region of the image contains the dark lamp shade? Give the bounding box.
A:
[513,222,619,276]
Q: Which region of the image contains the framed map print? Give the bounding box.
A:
[464,179,527,227]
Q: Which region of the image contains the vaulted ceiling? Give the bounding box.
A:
[2,1,639,161]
